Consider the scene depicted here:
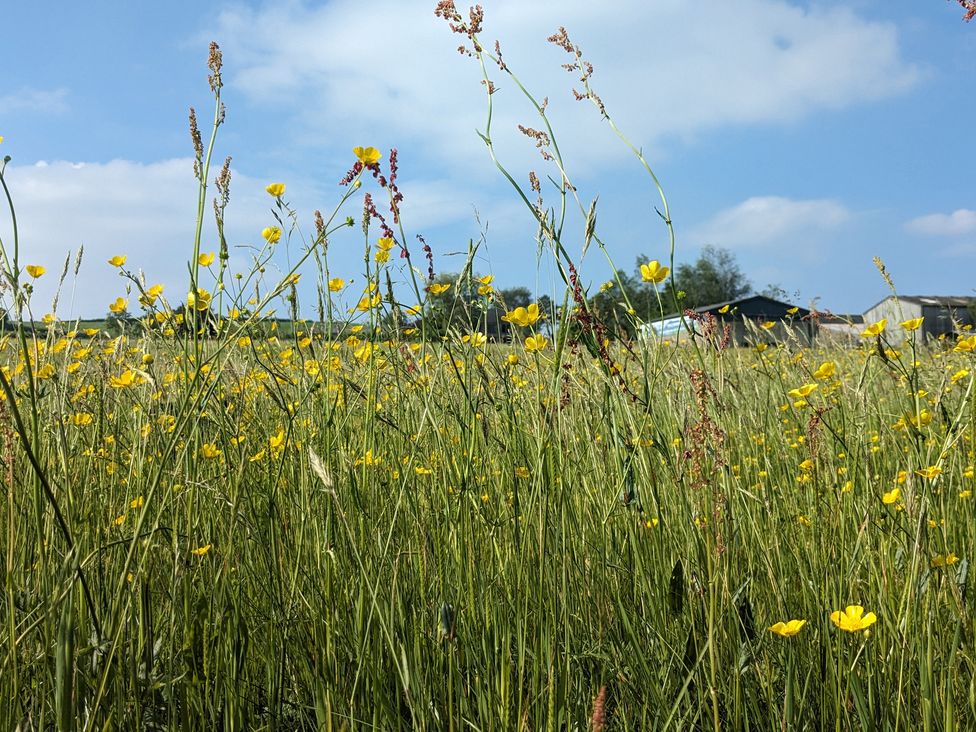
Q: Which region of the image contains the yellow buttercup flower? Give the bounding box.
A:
[200,443,222,459]
[718,304,730,313]
[109,370,140,389]
[640,260,669,284]
[954,335,976,353]
[269,428,286,456]
[108,255,127,267]
[190,544,212,556]
[476,275,494,296]
[109,297,128,314]
[501,303,540,328]
[139,284,165,307]
[198,252,215,266]
[931,553,959,568]
[356,293,381,312]
[882,487,901,505]
[916,465,942,480]
[787,383,817,399]
[187,288,212,311]
[429,283,451,295]
[830,605,877,632]
[353,146,382,165]
[900,317,924,331]
[813,361,836,380]
[25,264,45,278]
[262,226,282,244]
[861,319,886,337]
[768,619,806,638]
[525,335,548,352]
[328,278,345,292]
[266,182,286,197]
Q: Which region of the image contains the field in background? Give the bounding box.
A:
[1,322,974,728]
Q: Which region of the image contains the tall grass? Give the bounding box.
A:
[0,7,974,729]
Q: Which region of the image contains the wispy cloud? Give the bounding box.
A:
[6,158,269,317]
[0,88,69,115]
[690,196,851,249]
[211,0,918,173]
[2,157,506,317]
[905,209,976,237]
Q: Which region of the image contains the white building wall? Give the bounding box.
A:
[862,297,924,344]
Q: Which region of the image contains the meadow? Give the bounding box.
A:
[2,7,975,730]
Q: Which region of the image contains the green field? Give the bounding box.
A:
[1,314,973,729]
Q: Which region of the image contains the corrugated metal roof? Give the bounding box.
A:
[865,295,976,311]
[693,295,810,317]
[818,313,864,324]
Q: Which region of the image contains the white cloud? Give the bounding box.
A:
[0,157,502,318]
[690,196,851,249]
[210,0,918,172]
[0,88,69,116]
[2,158,228,318]
[905,209,976,237]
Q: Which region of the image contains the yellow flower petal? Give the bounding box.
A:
[353,146,382,165]
[900,317,924,331]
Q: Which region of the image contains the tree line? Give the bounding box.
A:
[97,246,774,341]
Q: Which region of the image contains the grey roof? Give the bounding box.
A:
[693,294,810,317]
[865,294,976,312]
[817,313,864,325]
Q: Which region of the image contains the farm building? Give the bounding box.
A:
[816,313,864,344]
[862,295,975,343]
[645,295,815,346]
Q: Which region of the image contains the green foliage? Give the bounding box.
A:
[673,245,751,308]
[589,246,752,339]
[103,306,132,335]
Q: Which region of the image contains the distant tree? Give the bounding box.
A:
[589,267,651,340]
[584,246,752,340]
[422,272,479,338]
[760,283,790,302]
[537,294,556,336]
[104,307,132,335]
[673,245,751,309]
[497,286,531,310]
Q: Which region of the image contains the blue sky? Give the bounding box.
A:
[1,0,974,319]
